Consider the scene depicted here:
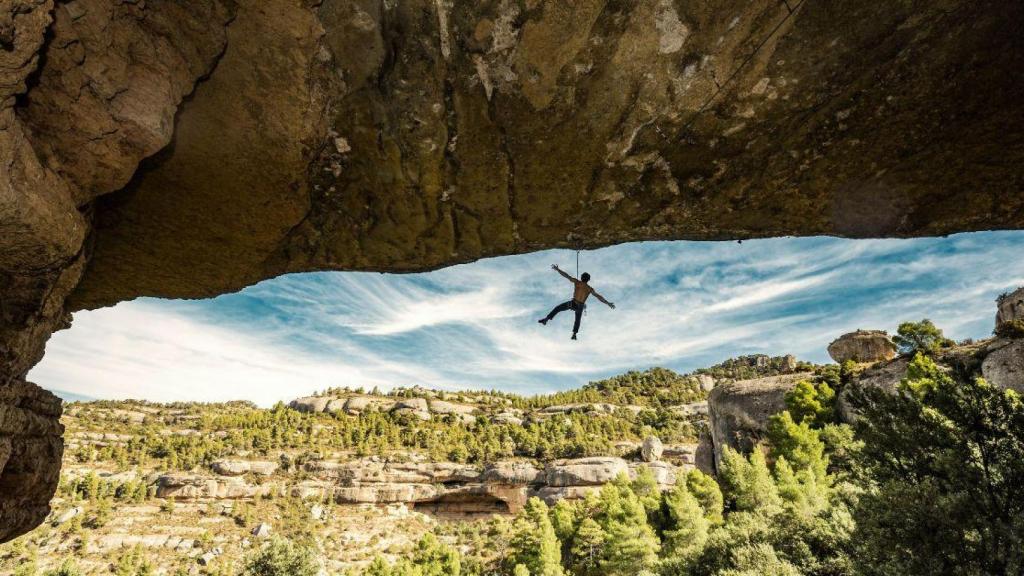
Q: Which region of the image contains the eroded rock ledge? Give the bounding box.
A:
[1,0,1023,541]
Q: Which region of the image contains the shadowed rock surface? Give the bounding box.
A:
[1,0,1023,541]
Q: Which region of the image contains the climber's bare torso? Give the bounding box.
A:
[572,280,593,304]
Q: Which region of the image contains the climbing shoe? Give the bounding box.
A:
[538,318,548,325]
[571,333,577,340]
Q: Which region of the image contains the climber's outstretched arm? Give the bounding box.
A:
[591,290,616,309]
[551,264,576,282]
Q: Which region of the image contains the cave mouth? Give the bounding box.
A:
[30,232,1024,407]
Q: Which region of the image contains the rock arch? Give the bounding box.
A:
[1,0,1022,541]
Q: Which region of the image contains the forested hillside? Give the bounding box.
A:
[3,323,1023,576]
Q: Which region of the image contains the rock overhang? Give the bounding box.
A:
[1,0,1023,544]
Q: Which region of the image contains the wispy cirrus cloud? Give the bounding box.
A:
[30,232,1024,405]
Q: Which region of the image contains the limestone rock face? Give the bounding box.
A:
[482,462,542,485]
[707,373,805,468]
[641,436,664,462]
[827,330,897,364]
[997,288,1024,329]
[0,380,64,542]
[837,357,910,422]
[982,340,1024,393]
[545,457,629,487]
[61,0,1024,310]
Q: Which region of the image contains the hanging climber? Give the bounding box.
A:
[538,264,615,340]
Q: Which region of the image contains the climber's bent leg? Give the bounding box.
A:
[572,301,584,335]
[540,301,572,325]
[545,301,573,321]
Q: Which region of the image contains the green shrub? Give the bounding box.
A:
[243,537,319,576]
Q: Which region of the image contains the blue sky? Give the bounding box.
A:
[30,232,1024,406]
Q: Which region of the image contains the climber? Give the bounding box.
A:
[538,264,615,340]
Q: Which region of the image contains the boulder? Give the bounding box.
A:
[630,461,677,486]
[342,396,393,415]
[827,330,897,363]
[428,400,476,415]
[491,411,524,426]
[707,374,804,468]
[997,287,1024,328]
[982,340,1024,393]
[251,522,272,539]
[696,374,715,392]
[392,398,431,420]
[545,457,629,487]
[53,507,82,525]
[310,504,324,521]
[198,552,216,566]
[288,397,330,414]
[640,436,663,462]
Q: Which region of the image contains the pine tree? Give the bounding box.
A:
[570,518,606,574]
[508,498,564,576]
[717,447,781,513]
[663,480,709,561]
[685,469,724,525]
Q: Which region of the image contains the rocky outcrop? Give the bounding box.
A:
[428,400,477,416]
[482,462,542,485]
[3,0,1024,541]
[997,288,1024,332]
[290,395,395,415]
[545,457,630,487]
[982,340,1024,393]
[839,335,1024,420]
[155,474,276,500]
[827,330,897,364]
[150,456,678,514]
[707,373,804,468]
[211,460,279,477]
[837,356,911,422]
[392,398,431,421]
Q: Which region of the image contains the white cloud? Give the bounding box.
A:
[29,233,1024,404]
